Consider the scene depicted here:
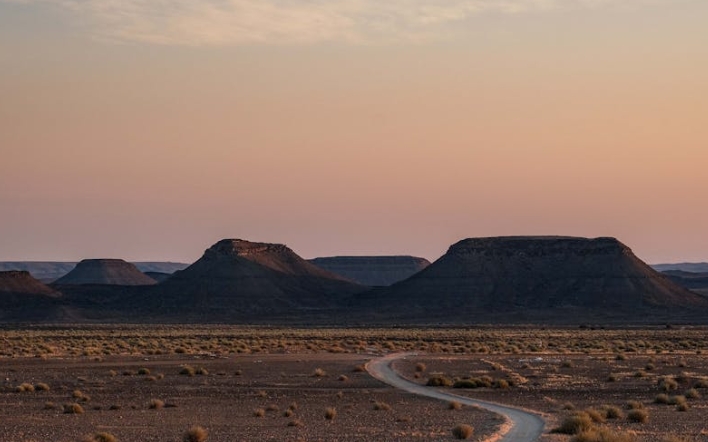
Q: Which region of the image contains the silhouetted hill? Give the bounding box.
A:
[55,259,157,286]
[350,236,708,323]
[309,256,430,286]
[151,239,367,320]
[0,271,64,321]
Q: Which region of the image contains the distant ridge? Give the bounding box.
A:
[652,263,708,273]
[55,259,157,286]
[153,239,367,319]
[350,236,708,323]
[0,261,189,282]
[309,256,430,286]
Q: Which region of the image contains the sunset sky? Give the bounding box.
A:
[1,0,707,264]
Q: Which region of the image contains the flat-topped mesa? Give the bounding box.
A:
[309,256,431,286]
[54,259,157,286]
[154,239,366,319]
[447,236,630,257]
[351,236,708,322]
[0,270,60,297]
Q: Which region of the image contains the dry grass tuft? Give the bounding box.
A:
[63,403,85,414]
[627,409,649,423]
[452,424,474,439]
[183,426,208,442]
[149,399,165,409]
[448,401,463,410]
[325,407,337,420]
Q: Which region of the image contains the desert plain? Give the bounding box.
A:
[2,326,708,442]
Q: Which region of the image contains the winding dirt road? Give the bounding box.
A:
[366,353,545,442]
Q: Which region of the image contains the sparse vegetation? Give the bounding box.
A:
[627,409,649,423]
[452,424,474,439]
[183,426,208,442]
[63,403,85,414]
[554,412,594,435]
[325,407,337,420]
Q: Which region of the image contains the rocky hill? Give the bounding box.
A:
[0,271,64,321]
[309,256,430,286]
[152,239,367,320]
[54,259,157,286]
[349,236,708,323]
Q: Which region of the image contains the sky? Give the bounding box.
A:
[1,0,707,264]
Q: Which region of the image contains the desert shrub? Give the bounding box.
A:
[625,400,644,410]
[584,408,606,423]
[288,402,298,411]
[554,412,594,435]
[561,360,574,368]
[44,401,56,410]
[448,401,462,410]
[325,407,337,420]
[694,379,708,388]
[654,394,670,404]
[266,404,279,412]
[149,399,164,409]
[137,368,150,375]
[313,368,326,377]
[86,433,118,442]
[645,363,655,371]
[180,365,196,376]
[16,383,35,393]
[283,409,293,417]
[634,370,647,378]
[669,395,686,405]
[183,426,207,442]
[658,376,678,391]
[35,382,50,391]
[562,402,576,410]
[676,402,689,411]
[195,367,208,376]
[63,403,85,414]
[427,375,453,387]
[495,379,510,389]
[627,409,648,423]
[607,373,619,382]
[352,364,366,372]
[602,405,623,419]
[452,424,474,439]
[571,427,637,442]
[415,362,427,372]
[616,354,627,361]
[373,401,391,411]
[684,388,700,399]
[253,408,265,417]
[287,419,303,427]
[338,375,348,382]
[453,379,480,389]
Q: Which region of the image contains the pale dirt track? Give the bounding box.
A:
[366,353,545,442]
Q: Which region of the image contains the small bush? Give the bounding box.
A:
[338,375,348,382]
[427,376,453,387]
[571,427,637,442]
[183,426,208,442]
[669,395,686,406]
[554,412,594,435]
[91,433,118,442]
[352,364,366,372]
[195,367,208,376]
[287,419,303,427]
[63,403,85,414]
[180,365,196,376]
[676,402,689,412]
[149,399,164,409]
[684,388,700,399]
[448,401,462,410]
[561,360,574,368]
[325,407,337,420]
[35,382,50,391]
[625,400,644,410]
[584,408,606,423]
[658,376,679,392]
[15,382,34,393]
[283,409,293,417]
[694,379,708,388]
[138,368,150,375]
[452,424,474,439]
[44,401,56,410]
[627,409,648,423]
[313,368,326,377]
[253,408,265,417]
[373,401,391,411]
[602,405,623,419]
[607,373,619,382]
[266,404,279,412]
[415,362,427,372]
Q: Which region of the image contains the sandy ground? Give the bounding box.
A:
[1,353,501,442]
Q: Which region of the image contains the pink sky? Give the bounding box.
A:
[1,1,707,264]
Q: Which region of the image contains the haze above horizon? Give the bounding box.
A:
[1,0,707,264]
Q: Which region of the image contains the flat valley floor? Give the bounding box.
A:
[2,326,708,442]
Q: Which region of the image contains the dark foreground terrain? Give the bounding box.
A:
[2,326,708,442]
